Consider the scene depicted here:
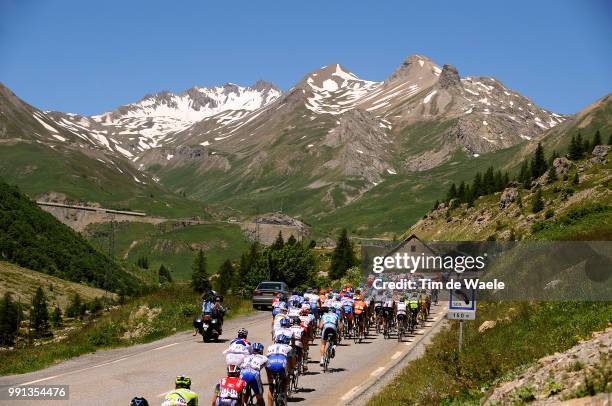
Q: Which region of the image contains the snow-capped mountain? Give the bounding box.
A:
[0,53,581,218]
[39,81,282,160]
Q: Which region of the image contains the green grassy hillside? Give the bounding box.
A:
[0,142,205,218]
[86,221,249,280]
[0,261,115,309]
[0,180,139,293]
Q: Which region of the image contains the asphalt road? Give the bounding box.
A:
[0,305,446,406]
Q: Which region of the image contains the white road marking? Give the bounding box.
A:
[20,375,59,385]
[340,385,361,400]
[370,366,385,376]
[153,342,179,351]
[18,341,185,385]
[391,351,403,359]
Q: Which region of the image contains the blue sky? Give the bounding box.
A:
[1,0,610,115]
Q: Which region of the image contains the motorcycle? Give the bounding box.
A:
[193,312,222,342]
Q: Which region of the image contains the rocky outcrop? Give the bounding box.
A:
[499,187,518,209]
[590,145,610,165]
[484,328,612,405]
[553,157,573,178]
[438,64,460,89]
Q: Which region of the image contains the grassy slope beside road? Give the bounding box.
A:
[86,221,250,280]
[0,261,115,309]
[0,284,252,376]
[368,301,612,406]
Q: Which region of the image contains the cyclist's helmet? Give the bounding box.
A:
[280,317,291,328]
[237,328,248,339]
[291,317,301,325]
[300,307,309,316]
[227,364,241,377]
[327,306,336,313]
[252,342,264,354]
[291,299,301,308]
[130,397,149,406]
[275,334,291,344]
[175,375,192,389]
[335,295,342,301]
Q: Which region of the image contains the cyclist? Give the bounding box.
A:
[271,305,289,337]
[341,292,354,336]
[130,397,149,406]
[274,317,295,342]
[382,293,395,335]
[271,293,287,318]
[318,306,340,366]
[396,296,408,334]
[288,291,304,308]
[353,293,367,338]
[224,328,252,367]
[240,343,271,406]
[408,293,419,327]
[289,316,309,372]
[212,365,247,406]
[266,334,296,406]
[161,375,198,406]
[303,288,321,321]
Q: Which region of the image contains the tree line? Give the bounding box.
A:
[189,228,359,296]
[0,288,111,347]
[436,129,609,210]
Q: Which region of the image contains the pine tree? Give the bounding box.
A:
[216,259,235,295]
[66,293,85,318]
[572,171,580,185]
[520,161,532,189]
[518,161,530,189]
[286,235,297,246]
[493,170,504,192]
[271,232,284,250]
[50,306,62,328]
[136,256,149,269]
[446,183,458,201]
[547,165,558,183]
[503,171,510,188]
[158,264,172,284]
[472,172,483,198]
[531,189,544,213]
[531,142,547,178]
[0,292,21,346]
[591,130,602,151]
[457,181,467,203]
[548,150,559,167]
[483,167,495,194]
[191,249,211,293]
[568,134,582,160]
[30,287,50,338]
[329,229,357,280]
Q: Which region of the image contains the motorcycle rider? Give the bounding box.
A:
[161,375,198,406]
[212,365,247,406]
[193,290,224,336]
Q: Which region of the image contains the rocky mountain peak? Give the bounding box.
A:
[438,64,460,89]
[387,54,439,82]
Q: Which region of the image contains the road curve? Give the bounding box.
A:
[0,305,446,405]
